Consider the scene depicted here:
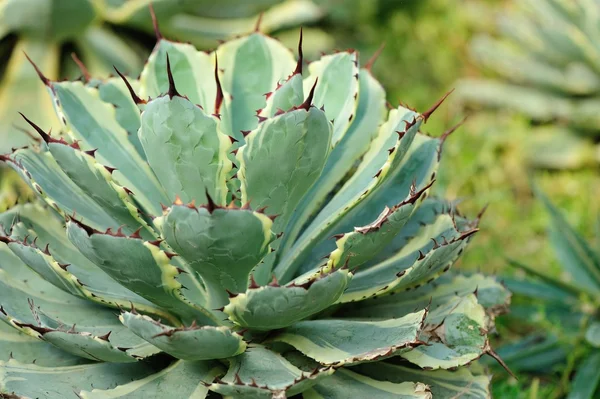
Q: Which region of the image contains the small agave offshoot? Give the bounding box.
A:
[0,14,510,399]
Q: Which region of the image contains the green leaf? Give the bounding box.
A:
[0,359,155,399]
[0,320,86,367]
[304,369,431,399]
[47,142,151,236]
[66,220,217,325]
[139,95,233,205]
[272,311,426,366]
[49,80,168,215]
[352,361,491,399]
[95,77,145,159]
[275,107,422,282]
[2,204,172,321]
[586,322,600,348]
[139,39,217,112]
[223,268,351,330]
[157,204,274,305]
[484,334,567,373]
[281,69,386,258]
[567,351,600,399]
[303,51,360,146]
[538,189,600,294]
[261,73,304,117]
[8,147,116,230]
[80,360,224,399]
[208,346,333,399]
[216,33,296,139]
[401,294,489,369]
[120,311,246,360]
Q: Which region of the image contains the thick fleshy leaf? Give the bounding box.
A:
[353,361,491,399]
[302,51,360,146]
[0,320,86,367]
[7,147,116,230]
[275,108,422,282]
[304,369,431,399]
[223,268,352,330]
[80,360,224,399]
[216,33,296,138]
[66,220,218,325]
[261,73,304,117]
[120,311,246,361]
[339,273,510,321]
[47,142,150,236]
[48,80,168,215]
[1,204,172,321]
[485,334,567,373]
[157,204,274,305]
[0,359,155,399]
[282,69,387,257]
[208,346,333,399]
[272,311,426,365]
[139,95,233,205]
[140,39,217,112]
[401,294,489,369]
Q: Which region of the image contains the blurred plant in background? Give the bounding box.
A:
[456,0,600,170]
[492,191,600,399]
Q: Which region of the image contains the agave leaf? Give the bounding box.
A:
[223,268,351,330]
[282,69,387,256]
[0,248,158,362]
[338,213,468,302]
[501,276,579,304]
[566,351,600,399]
[586,322,600,348]
[120,311,246,360]
[66,220,218,325]
[7,147,116,230]
[139,95,233,205]
[0,359,155,399]
[303,51,359,146]
[95,77,145,159]
[139,39,218,119]
[353,361,491,399]
[47,142,152,236]
[401,294,489,369]
[339,274,510,320]
[538,189,600,294]
[304,369,431,399]
[157,204,274,305]
[484,334,567,373]
[0,40,61,153]
[0,320,86,367]
[1,204,173,321]
[48,80,168,215]
[275,107,422,282]
[272,310,426,366]
[79,359,224,399]
[208,346,333,399]
[261,73,304,117]
[217,33,296,138]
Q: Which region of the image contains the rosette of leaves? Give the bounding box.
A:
[0,22,510,398]
[499,190,600,398]
[455,0,600,169]
[0,0,324,153]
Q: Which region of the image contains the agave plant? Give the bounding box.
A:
[499,191,600,398]
[456,0,600,169]
[0,0,324,153]
[0,20,510,398]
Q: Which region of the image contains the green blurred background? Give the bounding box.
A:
[2,0,600,396]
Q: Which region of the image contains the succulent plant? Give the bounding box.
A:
[455,0,600,169]
[0,0,324,153]
[0,19,511,398]
[499,190,600,398]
